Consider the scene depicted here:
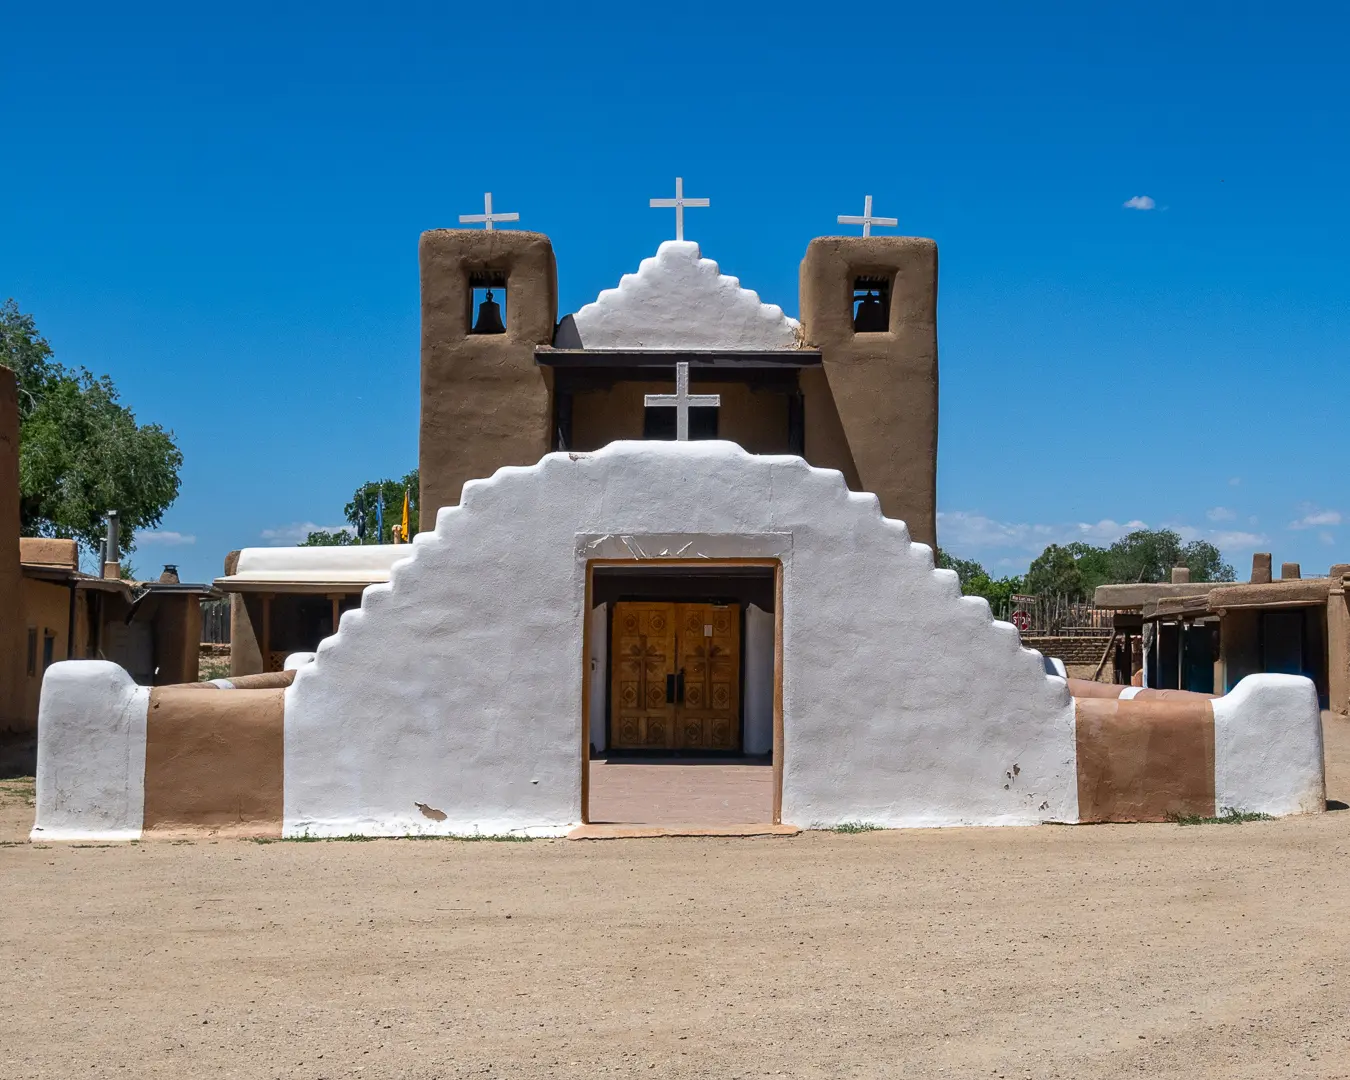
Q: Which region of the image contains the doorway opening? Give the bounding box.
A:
[582,562,782,827]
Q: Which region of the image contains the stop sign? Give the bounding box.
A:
[1011,610,1032,633]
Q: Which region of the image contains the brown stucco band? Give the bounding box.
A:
[1074,698,1216,823]
[142,687,285,837]
[215,669,297,690]
[1066,679,1126,699]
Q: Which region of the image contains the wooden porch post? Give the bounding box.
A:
[260,593,273,671]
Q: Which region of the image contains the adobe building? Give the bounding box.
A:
[220,230,939,685]
[1,365,216,732]
[36,207,1328,838]
[417,232,938,547]
[1095,555,1350,715]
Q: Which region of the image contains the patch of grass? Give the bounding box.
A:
[828,822,882,834]
[0,840,26,847]
[1168,808,1273,826]
[70,843,116,849]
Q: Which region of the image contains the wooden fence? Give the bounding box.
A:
[991,595,1112,635]
[201,598,230,644]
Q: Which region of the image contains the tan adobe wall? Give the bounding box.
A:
[418,229,557,528]
[570,380,794,453]
[798,237,938,547]
[19,577,71,727]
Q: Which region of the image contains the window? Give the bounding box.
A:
[42,631,56,672]
[468,270,507,335]
[26,628,37,677]
[852,275,891,333]
[643,406,719,441]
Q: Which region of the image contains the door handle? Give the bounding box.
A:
[676,670,685,704]
[666,673,676,704]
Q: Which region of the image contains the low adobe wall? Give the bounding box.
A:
[29,443,1327,840]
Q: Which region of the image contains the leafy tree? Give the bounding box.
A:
[1105,528,1235,584]
[934,547,985,590]
[3,299,183,554]
[1065,541,1114,595]
[935,549,1023,612]
[300,470,419,546]
[300,529,355,546]
[1024,543,1086,600]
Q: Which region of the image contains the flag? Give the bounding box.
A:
[376,491,384,543]
[401,489,410,543]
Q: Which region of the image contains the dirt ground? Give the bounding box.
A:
[2,718,1349,1080]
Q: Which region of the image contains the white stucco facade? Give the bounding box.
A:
[31,661,148,841]
[567,242,799,350]
[282,442,1078,836]
[1213,674,1325,816]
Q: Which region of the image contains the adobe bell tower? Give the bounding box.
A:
[798,236,938,547]
[418,227,558,529]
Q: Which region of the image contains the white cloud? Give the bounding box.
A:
[138,530,196,546]
[1206,506,1236,522]
[1229,477,1242,487]
[1210,530,1267,548]
[1123,195,1156,210]
[1288,507,1342,530]
[936,512,1145,555]
[1319,531,1336,546]
[260,522,352,546]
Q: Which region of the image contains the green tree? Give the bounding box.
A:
[300,470,420,546]
[1024,543,1087,600]
[1065,541,1114,595]
[3,299,183,554]
[1104,528,1235,584]
[300,529,355,546]
[934,548,1023,612]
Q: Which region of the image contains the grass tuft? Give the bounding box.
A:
[1168,808,1273,826]
[829,822,882,834]
[257,832,534,843]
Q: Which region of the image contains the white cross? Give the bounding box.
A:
[649,177,709,242]
[837,194,898,237]
[458,192,520,231]
[644,362,720,441]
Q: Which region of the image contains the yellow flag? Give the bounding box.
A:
[401,489,410,543]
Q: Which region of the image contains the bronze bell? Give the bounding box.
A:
[853,291,887,333]
[472,289,505,334]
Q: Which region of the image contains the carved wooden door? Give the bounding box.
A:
[610,602,678,749]
[674,603,741,751]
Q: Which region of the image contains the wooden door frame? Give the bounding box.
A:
[581,558,784,825]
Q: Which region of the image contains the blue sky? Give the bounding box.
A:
[2,2,1346,583]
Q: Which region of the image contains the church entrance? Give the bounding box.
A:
[609,601,741,751]
[582,562,781,829]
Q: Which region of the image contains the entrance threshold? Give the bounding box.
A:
[568,823,800,840]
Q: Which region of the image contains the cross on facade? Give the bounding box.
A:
[649,177,709,241]
[644,362,720,441]
[837,194,898,238]
[458,192,520,231]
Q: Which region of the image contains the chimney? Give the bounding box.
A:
[102,510,121,579]
[1170,566,1191,584]
[1251,552,1272,585]
[158,564,180,584]
[1281,562,1301,581]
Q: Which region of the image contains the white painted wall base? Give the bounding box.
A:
[1215,674,1325,816]
[31,661,148,841]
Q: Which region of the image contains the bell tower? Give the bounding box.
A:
[798,236,938,547]
[418,228,558,529]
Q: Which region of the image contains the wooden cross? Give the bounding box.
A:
[644,362,720,441]
[837,194,898,237]
[458,192,520,231]
[649,177,709,241]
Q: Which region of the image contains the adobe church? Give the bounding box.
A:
[30,188,1324,840]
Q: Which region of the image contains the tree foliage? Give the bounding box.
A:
[299,470,420,546]
[2,299,183,554]
[939,526,1238,609]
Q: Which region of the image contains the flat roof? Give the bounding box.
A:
[535,348,822,369]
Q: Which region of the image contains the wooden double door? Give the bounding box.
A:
[610,601,741,751]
